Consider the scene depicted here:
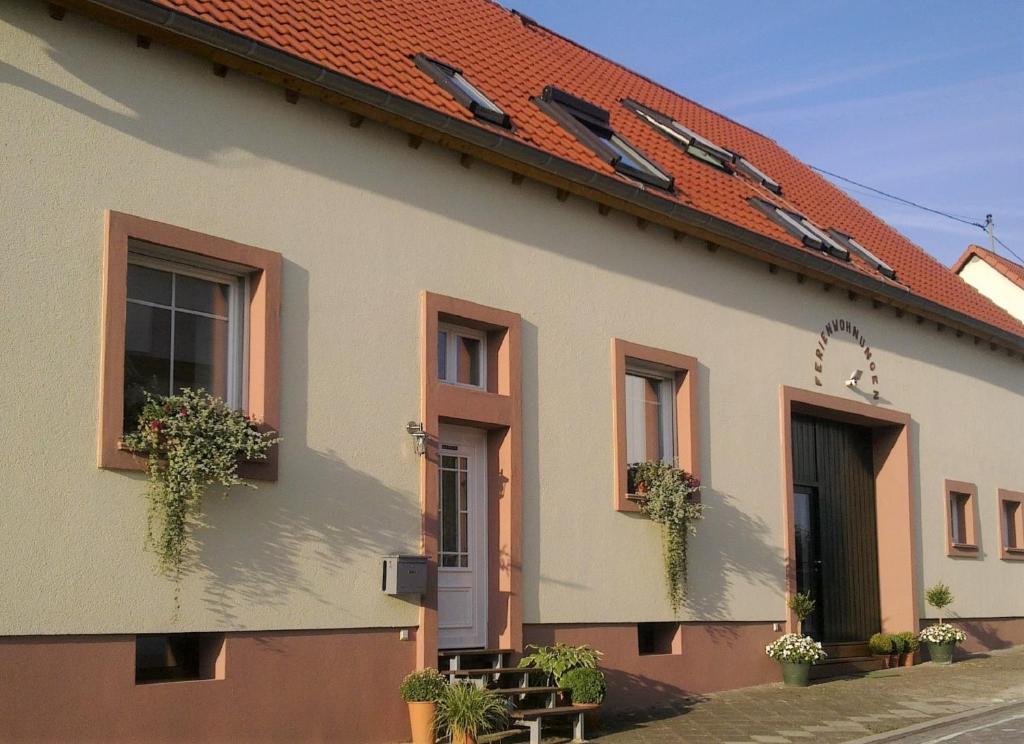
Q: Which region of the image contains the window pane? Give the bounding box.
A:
[459,511,468,554]
[625,373,647,463]
[456,335,481,386]
[175,274,230,317]
[451,73,500,112]
[459,469,468,511]
[441,554,459,568]
[951,493,967,544]
[440,469,458,555]
[173,313,229,399]
[643,377,662,462]
[1005,502,1019,549]
[124,303,172,430]
[437,331,448,381]
[127,264,172,305]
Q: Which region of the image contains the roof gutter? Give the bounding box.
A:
[70,0,1024,351]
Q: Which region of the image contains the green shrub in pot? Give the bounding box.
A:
[561,668,606,705]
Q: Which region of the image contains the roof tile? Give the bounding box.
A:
[150,0,1023,337]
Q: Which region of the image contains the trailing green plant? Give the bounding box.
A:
[787,592,815,635]
[925,582,954,624]
[517,643,603,685]
[561,667,606,705]
[897,631,919,653]
[400,668,447,702]
[433,683,508,739]
[629,461,704,612]
[122,388,279,596]
[868,632,893,655]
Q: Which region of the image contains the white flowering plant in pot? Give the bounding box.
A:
[918,624,966,645]
[764,634,827,665]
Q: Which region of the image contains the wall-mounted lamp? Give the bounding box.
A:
[845,369,863,388]
[406,421,427,456]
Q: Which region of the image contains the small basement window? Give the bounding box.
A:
[536,87,673,191]
[438,322,486,389]
[637,622,681,656]
[413,54,510,128]
[749,199,849,260]
[135,633,225,684]
[826,229,897,280]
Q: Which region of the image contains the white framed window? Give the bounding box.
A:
[437,323,487,389]
[123,246,248,430]
[624,360,676,465]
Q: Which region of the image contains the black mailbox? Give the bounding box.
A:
[382,554,427,596]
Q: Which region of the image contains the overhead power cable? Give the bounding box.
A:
[811,165,1024,265]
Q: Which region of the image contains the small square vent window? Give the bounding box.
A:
[637,622,682,656]
[536,87,674,192]
[135,633,225,684]
[413,54,510,128]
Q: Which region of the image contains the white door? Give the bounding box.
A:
[437,425,488,649]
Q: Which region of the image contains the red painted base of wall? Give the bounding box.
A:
[524,622,781,712]
[0,627,415,744]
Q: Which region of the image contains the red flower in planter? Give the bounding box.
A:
[149,420,164,432]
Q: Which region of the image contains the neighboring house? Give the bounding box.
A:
[954,244,1024,324]
[1,1,1023,742]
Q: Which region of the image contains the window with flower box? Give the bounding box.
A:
[99,211,281,478]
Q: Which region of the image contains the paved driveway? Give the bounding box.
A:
[537,646,1024,743]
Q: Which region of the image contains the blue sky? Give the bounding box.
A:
[509,0,1024,267]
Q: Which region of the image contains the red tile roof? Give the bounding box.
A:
[954,244,1024,291]
[148,0,1024,339]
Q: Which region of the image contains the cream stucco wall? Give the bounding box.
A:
[959,256,1024,323]
[1,5,1022,636]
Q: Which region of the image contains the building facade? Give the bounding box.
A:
[1,1,1023,742]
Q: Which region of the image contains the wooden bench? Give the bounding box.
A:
[511,704,598,744]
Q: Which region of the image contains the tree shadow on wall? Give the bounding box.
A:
[190,257,421,625]
[679,489,782,641]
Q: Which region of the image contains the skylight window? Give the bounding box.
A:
[413,54,510,128]
[750,198,850,261]
[624,100,782,193]
[535,87,674,191]
[735,158,782,194]
[827,229,897,279]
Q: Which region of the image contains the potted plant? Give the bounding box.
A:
[897,631,919,666]
[869,632,898,668]
[122,388,279,610]
[561,667,606,731]
[920,582,967,665]
[433,683,509,744]
[765,634,827,687]
[399,668,447,744]
[765,592,827,687]
[517,643,602,687]
[628,461,704,612]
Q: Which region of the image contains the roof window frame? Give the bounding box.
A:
[827,229,897,280]
[412,54,511,129]
[749,198,850,261]
[536,87,674,192]
[625,100,783,194]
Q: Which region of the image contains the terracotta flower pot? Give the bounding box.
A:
[899,651,916,667]
[407,701,436,744]
[884,652,899,669]
[451,729,477,744]
[780,661,810,687]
